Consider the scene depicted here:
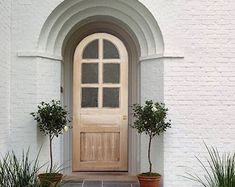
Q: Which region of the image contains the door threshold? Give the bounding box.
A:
[63,172,138,182]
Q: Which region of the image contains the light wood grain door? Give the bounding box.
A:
[73,33,128,171]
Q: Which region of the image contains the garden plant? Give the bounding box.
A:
[184,144,235,187]
[132,100,171,187]
[0,148,41,187]
[31,100,70,185]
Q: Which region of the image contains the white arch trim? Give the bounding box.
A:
[37,0,164,58]
[18,0,184,61]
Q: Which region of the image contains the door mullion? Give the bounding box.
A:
[98,38,103,108]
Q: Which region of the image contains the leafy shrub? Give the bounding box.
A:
[132,100,171,175]
[30,100,70,173]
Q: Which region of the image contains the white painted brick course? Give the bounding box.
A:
[0,0,11,154]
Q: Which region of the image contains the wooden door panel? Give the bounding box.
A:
[73,33,128,171]
[80,133,120,162]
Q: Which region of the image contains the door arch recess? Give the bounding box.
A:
[37,0,165,175]
[62,17,141,174]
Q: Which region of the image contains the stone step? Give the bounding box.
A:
[61,174,140,187]
[62,180,139,187]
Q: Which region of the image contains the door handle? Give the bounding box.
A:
[123,115,128,120]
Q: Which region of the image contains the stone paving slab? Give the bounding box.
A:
[61,174,140,187]
[61,180,140,187]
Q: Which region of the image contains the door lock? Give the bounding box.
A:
[123,115,128,120]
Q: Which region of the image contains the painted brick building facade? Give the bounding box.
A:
[0,0,235,186]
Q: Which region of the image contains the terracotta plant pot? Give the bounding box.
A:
[137,175,161,187]
[38,173,63,187]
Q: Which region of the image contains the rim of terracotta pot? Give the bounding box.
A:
[38,173,63,182]
[137,175,161,181]
[38,173,63,176]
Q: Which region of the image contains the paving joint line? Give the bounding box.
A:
[81,179,85,187]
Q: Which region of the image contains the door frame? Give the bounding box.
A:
[73,33,129,171]
[62,21,140,174]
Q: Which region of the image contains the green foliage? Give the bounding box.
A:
[132,100,171,174]
[30,100,70,173]
[30,100,70,138]
[184,145,235,187]
[0,149,42,187]
[132,100,171,137]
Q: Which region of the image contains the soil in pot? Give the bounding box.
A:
[137,173,161,187]
[38,173,63,187]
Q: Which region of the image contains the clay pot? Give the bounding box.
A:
[137,175,161,187]
[38,173,63,187]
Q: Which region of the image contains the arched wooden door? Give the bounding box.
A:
[73,33,128,171]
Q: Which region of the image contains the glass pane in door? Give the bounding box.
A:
[103,88,119,108]
[82,63,98,83]
[83,40,98,59]
[103,63,120,83]
[103,40,119,59]
[81,88,98,108]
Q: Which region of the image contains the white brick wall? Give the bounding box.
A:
[139,1,235,186]
[9,56,61,164]
[162,1,235,186]
[11,0,63,51]
[36,58,61,165]
[8,0,63,164]
[0,0,11,154]
[140,59,164,177]
[0,0,235,186]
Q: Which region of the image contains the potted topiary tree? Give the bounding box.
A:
[30,100,70,186]
[132,100,171,187]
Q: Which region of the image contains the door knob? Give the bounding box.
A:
[123,115,128,120]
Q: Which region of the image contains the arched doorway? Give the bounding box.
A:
[73,33,128,171]
[62,20,140,173]
[36,0,165,175]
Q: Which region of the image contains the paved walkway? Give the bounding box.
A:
[62,180,139,187]
[61,174,139,187]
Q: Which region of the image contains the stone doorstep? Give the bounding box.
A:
[63,173,138,181]
[61,174,140,187]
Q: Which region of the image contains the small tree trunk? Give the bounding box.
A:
[49,136,53,173]
[148,135,153,175]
